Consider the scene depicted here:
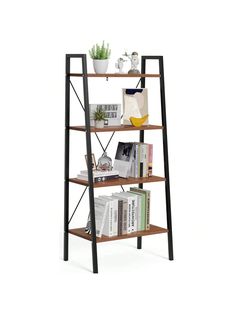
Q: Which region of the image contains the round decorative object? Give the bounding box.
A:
[97,152,112,171]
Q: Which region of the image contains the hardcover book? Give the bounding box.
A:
[113,142,134,178]
[85,198,109,237]
[99,196,118,237]
[130,187,151,230]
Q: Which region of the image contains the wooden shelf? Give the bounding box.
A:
[68,73,160,78]
[69,224,168,243]
[69,175,165,188]
[69,124,163,132]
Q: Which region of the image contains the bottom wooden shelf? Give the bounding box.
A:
[69,224,168,243]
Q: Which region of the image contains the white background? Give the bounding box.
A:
[1,0,236,313]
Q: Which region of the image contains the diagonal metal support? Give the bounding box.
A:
[70,80,85,111]
[104,131,115,151]
[95,131,116,153]
[136,78,141,88]
[95,132,106,152]
[120,185,125,192]
[68,186,88,224]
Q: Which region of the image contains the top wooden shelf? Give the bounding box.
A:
[67,73,160,78]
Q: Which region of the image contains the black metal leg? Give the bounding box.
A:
[137,237,142,249]
[136,63,146,250]
[82,55,98,273]
[159,56,174,260]
[64,55,70,261]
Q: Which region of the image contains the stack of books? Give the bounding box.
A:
[77,170,119,183]
[113,142,153,178]
[85,188,151,238]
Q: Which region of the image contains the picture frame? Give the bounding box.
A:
[89,104,121,126]
[85,153,97,170]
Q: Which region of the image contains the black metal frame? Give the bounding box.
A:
[140,56,174,260]
[64,54,98,273]
[64,54,173,273]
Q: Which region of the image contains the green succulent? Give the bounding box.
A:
[89,41,111,60]
[93,107,106,121]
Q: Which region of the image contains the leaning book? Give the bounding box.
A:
[85,198,109,237]
[113,142,134,178]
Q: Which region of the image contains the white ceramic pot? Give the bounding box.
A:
[93,59,109,74]
[95,120,104,128]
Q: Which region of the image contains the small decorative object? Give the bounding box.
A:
[93,107,106,128]
[89,41,111,74]
[85,215,92,234]
[97,152,112,171]
[129,114,149,127]
[115,57,126,73]
[123,88,148,125]
[123,51,140,74]
[85,153,97,170]
[90,104,121,127]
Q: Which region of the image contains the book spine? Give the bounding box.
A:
[127,200,132,233]
[109,203,113,236]
[80,170,119,176]
[137,196,142,231]
[77,174,119,182]
[134,144,139,178]
[144,144,148,178]
[113,201,118,236]
[146,191,150,230]
[137,143,141,177]
[130,147,135,177]
[131,199,136,232]
[118,200,123,236]
[122,201,128,235]
[95,175,119,183]
[148,144,153,176]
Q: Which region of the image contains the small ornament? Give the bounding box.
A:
[97,152,112,171]
[123,51,140,74]
[115,57,126,73]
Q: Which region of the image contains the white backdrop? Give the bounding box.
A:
[1,0,236,313]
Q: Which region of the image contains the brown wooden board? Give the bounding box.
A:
[69,175,165,188]
[69,224,168,243]
[69,124,163,132]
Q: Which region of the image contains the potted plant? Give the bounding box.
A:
[93,107,106,128]
[89,41,111,74]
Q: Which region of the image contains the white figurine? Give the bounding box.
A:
[115,57,126,73]
[123,51,140,74]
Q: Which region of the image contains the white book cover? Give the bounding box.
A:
[140,143,148,178]
[111,195,128,235]
[112,192,135,233]
[119,192,138,232]
[113,142,134,178]
[93,198,109,237]
[129,191,142,231]
[99,196,118,236]
[96,197,112,237]
[80,169,119,176]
